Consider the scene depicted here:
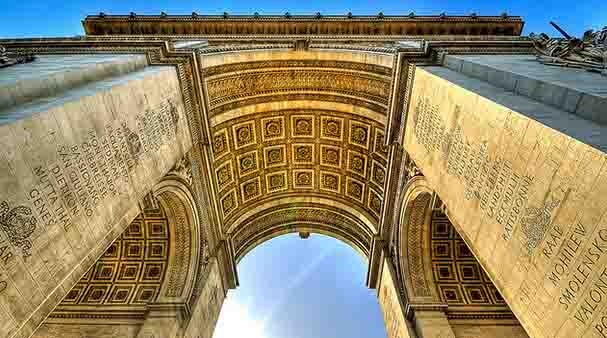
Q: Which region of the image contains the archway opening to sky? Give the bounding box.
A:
[212,233,388,338]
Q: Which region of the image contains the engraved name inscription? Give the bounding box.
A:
[412,97,536,246]
[411,91,607,335]
[0,99,180,275]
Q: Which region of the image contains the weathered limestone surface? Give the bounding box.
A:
[30,323,140,338]
[404,66,607,338]
[0,65,191,338]
[414,311,456,338]
[0,54,148,115]
[451,324,529,338]
[378,258,416,338]
[183,258,225,338]
[444,55,607,125]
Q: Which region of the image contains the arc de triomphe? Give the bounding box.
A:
[1,13,606,338]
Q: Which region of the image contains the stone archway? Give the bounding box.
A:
[382,176,529,338]
[32,175,208,338]
[200,48,394,275]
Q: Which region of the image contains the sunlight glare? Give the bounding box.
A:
[212,296,268,338]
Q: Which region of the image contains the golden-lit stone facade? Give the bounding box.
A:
[5,12,605,338]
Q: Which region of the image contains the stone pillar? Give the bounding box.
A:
[0,56,192,338]
[412,311,456,338]
[136,310,184,338]
[182,257,226,338]
[377,256,418,338]
[402,59,607,338]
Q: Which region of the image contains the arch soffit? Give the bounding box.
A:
[210,100,387,127]
[227,195,377,235]
[235,225,370,264]
[199,49,394,70]
[49,195,174,321]
[202,47,394,271]
[153,178,203,305]
[231,202,373,262]
[395,176,442,304]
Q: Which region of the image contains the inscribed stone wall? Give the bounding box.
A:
[403,66,607,338]
[378,258,414,338]
[0,65,191,338]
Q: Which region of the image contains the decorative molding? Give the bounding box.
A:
[160,192,191,298]
[202,59,392,78]
[231,204,372,260]
[406,193,433,297]
[167,154,193,185]
[208,93,387,117]
[82,14,524,37]
[205,69,391,114]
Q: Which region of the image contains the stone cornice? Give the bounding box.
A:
[82,14,524,36]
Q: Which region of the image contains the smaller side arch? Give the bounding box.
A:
[153,177,203,305]
[393,176,442,307]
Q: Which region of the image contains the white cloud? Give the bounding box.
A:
[212,296,268,338]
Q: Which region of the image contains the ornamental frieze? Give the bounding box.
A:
[205,70,391,111]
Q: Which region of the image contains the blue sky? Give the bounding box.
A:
[1,0,606,38]
[213,234,387,338]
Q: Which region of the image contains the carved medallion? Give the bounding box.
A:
[374,129,389,158]
[321,116,343,140]
[240,178,261,202]
[264,145,286,168]
[368,190,382,216]
[215,162,233,189]
[349,121,371,149]
[293,170,314,189]
[261,117,285,141]
[292,144,314,163]
[346,178,365,203]
[371,161,386,187]
[0,201,37,256]
[320,172,340,192]
[291,115,315,138]
[320,145,341,168]
[213,130,229,158]
[221,190,237,216]
[266,171,287,193]
[237,151,259,177]
[347,150,367,176]
[232,121,256,149]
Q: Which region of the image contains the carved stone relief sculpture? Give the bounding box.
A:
[530,22,607,76]
[0,45,35,68]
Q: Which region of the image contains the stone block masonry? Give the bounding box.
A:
[404,65,607,338]
[0,64,192,338]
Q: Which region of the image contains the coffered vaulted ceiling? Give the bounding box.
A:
[199,50,394,254]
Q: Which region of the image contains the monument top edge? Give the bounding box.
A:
[82,13,525,37]
[84,13,523,21]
